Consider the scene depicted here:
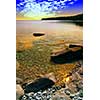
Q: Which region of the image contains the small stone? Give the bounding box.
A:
[68,83,77,93]
[16,77,23,84]
[16,84,24,96]
[79,90,83,97]
[71,72,81,81]
[56,86,62,90]
[61,83,66,88]
[78,97,83,100]
[64,89,71,95]
[43,72,57,83]
[78,67,83,76]
[52,96,68,100]
[21,95,28,100]
[70,94,75,99]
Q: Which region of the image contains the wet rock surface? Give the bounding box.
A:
[33,33,45,37]
[23,78,55,93]
[16,84,24,100]
[18,62,83,100]
[50,45,83,64]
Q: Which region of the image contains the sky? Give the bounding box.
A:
[16,0,83,20]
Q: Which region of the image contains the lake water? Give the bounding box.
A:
[16,20,83,50]
[16,20,83,83]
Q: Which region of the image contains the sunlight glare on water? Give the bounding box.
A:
[16,20,83,50]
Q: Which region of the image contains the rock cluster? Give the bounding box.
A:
[17,62,83,100]
[20,85,83,100]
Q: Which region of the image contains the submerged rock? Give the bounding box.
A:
[33,32,45,37]
[69,44,83,48]
[16,61,20,70]
[51,44,83,64]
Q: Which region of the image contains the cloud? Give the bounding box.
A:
[16,0,82,19]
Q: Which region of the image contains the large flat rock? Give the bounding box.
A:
[51,44,83,64]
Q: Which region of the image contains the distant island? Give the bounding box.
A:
[42,14,83,26]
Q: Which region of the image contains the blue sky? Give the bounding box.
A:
[16,0,83,20]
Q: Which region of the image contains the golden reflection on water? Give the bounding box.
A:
[16,21,83,52]
[16,34,45,51]
[16,21,83,84]
[16,34,33,51]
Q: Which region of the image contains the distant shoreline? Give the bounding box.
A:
[42,14,83,26]
[42,14,83,20]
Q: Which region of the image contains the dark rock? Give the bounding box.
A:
[60,83,66,88]
[51,45,83,64]
[24,78,55,93]
[43,72,57,83]
[69,44,83,48]
[33,32,45,37]
[70,94,75,99]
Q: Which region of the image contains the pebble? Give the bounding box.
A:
[16,84,24,96]
[64,89,70,95]
[20,65,83,100]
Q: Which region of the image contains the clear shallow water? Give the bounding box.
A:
[16,20,83,83]
[16,20,83,47]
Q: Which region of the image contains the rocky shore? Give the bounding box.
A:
[16,61,83,100]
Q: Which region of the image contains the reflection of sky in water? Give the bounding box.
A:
[16,20,82,34]
[16,20,83,48]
